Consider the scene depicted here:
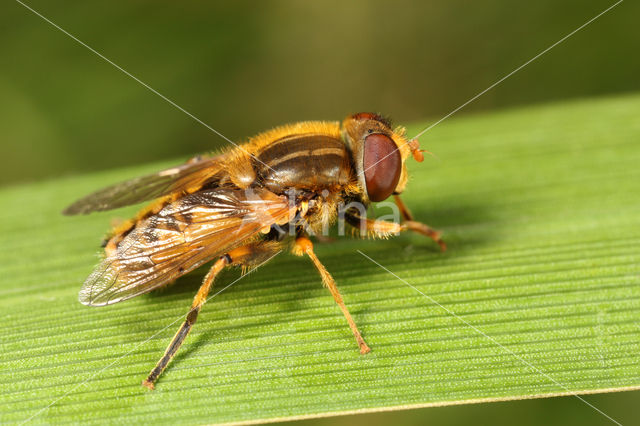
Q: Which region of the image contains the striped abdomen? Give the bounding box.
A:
[255,134,353,192]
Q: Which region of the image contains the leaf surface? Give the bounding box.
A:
[1,94,639,424]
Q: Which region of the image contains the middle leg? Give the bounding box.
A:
[293,236,371,354]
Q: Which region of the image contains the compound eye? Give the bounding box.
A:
[363,134,401,202]
[352,112,379,121]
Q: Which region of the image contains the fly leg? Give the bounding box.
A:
[142,256,228,390]
[345,201,446,251]
[142,242,280,390]
[293,236,371,355]
[394,194,446,251]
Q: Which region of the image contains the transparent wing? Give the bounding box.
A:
[63,154,226,215]
[79,187,296,306]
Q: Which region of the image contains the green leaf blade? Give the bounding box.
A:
[1,94,640,424]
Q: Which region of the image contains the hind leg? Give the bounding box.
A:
[142,242,280,389]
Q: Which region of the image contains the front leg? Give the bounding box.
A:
[345,199,447,251]
[394,194,446,251]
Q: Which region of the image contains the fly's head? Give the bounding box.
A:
[342,112,424,203]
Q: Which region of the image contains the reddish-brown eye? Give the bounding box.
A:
[363,134,401,202]
[352,112,379,121]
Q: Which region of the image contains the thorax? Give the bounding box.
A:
[254,134,354,193]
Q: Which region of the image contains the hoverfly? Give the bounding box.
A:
[64,113,446,389]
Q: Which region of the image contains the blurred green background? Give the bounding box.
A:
[2,0,639,186]
[2,0,639,424]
